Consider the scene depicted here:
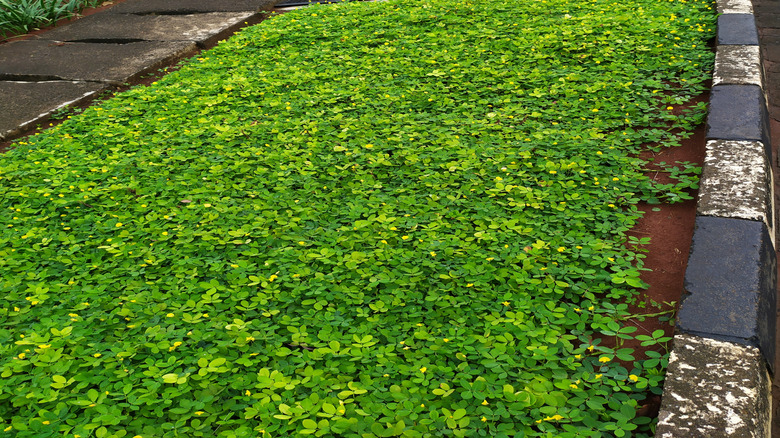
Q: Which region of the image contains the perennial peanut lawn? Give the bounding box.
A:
[0,0,714,436]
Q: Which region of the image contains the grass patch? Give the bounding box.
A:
[0,0,714,436]
[0,0,102,39]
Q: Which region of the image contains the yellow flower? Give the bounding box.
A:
[443,338,449,343]
[245,390,251,396]
[93,353,101,358]
[402,235,410,240]
[194,411,205,416]
[629,374,639,382]
[245,336,255,342]
[481,400,488,405]
[501,301,510,306]
[297,241,305,245]
[419,367,427,373]
[268,274,278,282]
[557,247,565,252]
[574,308,581,312]
[115,223,123,227]
[166,313,174,318]
[481,416,487,422]
[598,356,611,363]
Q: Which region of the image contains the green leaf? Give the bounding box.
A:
[162,374,179,384]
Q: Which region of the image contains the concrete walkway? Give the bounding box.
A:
[0,0,280,142]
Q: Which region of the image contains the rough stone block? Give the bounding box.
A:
[678,216,776,370]
[107,0,280,14]
[697,140,774,239]
[0,40,196,85]
[717,0,753,14]
[36,12,257,48]
[656,334,771,437]
[706,85,770,150]
[718,14,760,45]
[713,45,762,86]
[0,80,106,141]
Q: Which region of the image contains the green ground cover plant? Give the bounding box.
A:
[0,0,715,436]
[0,0,102,39]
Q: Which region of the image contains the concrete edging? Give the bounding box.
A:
[655,0,777,435]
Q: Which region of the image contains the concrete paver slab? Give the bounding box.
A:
[0,81,106,141]
[36,12,257,47]
[0,40,197,85]
[108,0,279,14]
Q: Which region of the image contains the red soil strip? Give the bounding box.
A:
[621,95,707,419]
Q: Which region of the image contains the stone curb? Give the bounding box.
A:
[656,0,777,435]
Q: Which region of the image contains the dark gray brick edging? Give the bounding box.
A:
[656,0,777,435]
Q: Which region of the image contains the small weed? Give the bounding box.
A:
[0,0,103,40]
